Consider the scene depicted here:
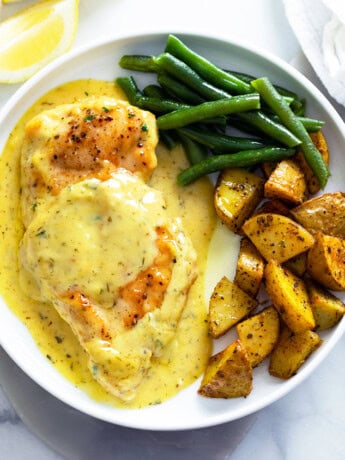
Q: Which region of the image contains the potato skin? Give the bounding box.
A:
[198,340,253,398]
[242,213,314,263]
[208,276,258,338]
[269,326,322,379]
[214,168,264,233]
[265,259,315,333]
[234,238,265,298]
[291,192,345,239]
[264,159,307,205]
[305,279,345,330]
[307,233,345,291]
[236,306,280,368]
[295,130,329,194]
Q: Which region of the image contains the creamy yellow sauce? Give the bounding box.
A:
[0,79,217,408]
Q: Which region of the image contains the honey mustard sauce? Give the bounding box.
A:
[0,79,217,408]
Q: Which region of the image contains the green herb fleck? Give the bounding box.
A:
[128,111,135,118]
[102,106,110,113]
[84,91,89,96]
[141,124,148,132]
[84,114,96,122]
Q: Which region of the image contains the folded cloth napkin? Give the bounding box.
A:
[283,0,345,106]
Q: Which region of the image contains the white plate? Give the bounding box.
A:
[0,32,344,431]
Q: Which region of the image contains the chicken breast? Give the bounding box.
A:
[20,97,158,227]
[19,98,197,401]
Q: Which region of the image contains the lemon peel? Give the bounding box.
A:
[0,0,79,83]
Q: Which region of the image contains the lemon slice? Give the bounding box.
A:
[0,0,79,83]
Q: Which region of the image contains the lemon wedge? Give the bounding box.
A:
[0,0,79,83]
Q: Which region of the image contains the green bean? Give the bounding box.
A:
[116,76,142,105]
[157,93,260,130]
[159,130,179,150]
[179,126,270,153]
[270,114,324,132]
[226,69,299,100]
[236,111,301,147]
[177,147,296,185]
[154,53,231,101]
[296,116,324,132]
[179,133,209,164]
[119,55,158,72]
[116,77,189,113]
[251,77,330,188]
[157,73,205,105]
[136,96,189,114]
[165,34,251,95]
[143,84,168,99]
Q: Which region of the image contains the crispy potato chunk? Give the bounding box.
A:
[295,131,329,194]
[265,260,315,333]
[242,213,314,263]
[305,279,345,330]
[264,159,307,205]
[307,233,345,291]
[254,199,291,218]
[234,238,265,297]
[283,252,307,277]
[214,168,264,233]
[269,326,322,379]
[198,340,253,398]
[236,306,280,368]
[291,192,345,239]
[208,276,258,338]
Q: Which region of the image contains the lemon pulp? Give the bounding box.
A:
[0,0,79,82]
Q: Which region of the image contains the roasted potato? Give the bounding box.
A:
[291,192,345,239]
[295,130,329,194]
[307,232,345,291]
[283,251,307,277]
[214,168,264,233]
[208,276,258,338]
[254,199,291,218]
[269,326,322,379]
[264,159,307,205]
[236,306,280,368]
[305,279,345,330]
[242,213,314,263]
[234,238,265,298]
[265,259,315,333]
[198,340,253,398]
[261,161,277,178]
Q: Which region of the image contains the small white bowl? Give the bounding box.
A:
[0,32,344,431]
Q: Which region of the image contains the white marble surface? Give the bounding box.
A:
[0,0,344,458]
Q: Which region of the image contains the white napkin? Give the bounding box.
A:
[283,0,345,106]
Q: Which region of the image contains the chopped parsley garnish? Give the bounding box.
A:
[102,106,110,113]
[141,124,149,132]
[83,114,96,122]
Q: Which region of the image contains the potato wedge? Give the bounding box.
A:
[242,213,314,263]
[291,192,345,238]
[264,159,307,205]
[295,130,329,194]
[234,238,265,297]
[283,252,307,277]
[208,276,258,338]
[307,232,345,291]
[198,340,253,398]
[269,326,322,379]
[236,306,280,367]
[265,259,315,333]
[214,168,264,233]
[305,279,345,330]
